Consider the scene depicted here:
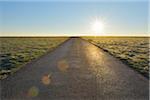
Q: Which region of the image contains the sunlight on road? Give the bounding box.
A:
[84,43,115,79]
[57,59,69,72]
[85,44,103,64]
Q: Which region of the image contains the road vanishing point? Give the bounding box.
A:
[1,38,149,100]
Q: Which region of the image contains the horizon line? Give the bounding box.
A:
[0,35,149,38]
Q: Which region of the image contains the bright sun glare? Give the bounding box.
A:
[91,19,104,35]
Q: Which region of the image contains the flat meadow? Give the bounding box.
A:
[84,37,149,78]
[0,37,68,79]
[0,37,149,79]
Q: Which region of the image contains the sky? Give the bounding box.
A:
[0,0,149,36]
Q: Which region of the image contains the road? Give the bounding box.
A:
[1,38,149,100]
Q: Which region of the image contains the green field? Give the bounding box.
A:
[0,37,68,79]
[84,37,149,78]
[0,37,149,79]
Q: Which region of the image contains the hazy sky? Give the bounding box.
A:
[0,0,149,36]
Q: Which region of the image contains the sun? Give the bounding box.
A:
[91,19,104,35]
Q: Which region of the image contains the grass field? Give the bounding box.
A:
[0,37,68,79]
[0,37,149,79]
[84,37,149,78]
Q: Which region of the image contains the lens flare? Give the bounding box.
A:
[41,74,51,85]
[57,59,69,72]
[27,86,39,97]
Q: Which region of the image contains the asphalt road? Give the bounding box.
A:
[1,38,149,100]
